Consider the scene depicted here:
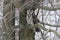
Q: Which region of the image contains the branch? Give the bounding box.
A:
[39,21,60,27]
[34,24,60,39]
[39,6,60,11]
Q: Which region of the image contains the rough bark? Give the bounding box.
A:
[19,27,35,40]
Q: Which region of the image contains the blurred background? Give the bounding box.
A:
[0,0,60,40]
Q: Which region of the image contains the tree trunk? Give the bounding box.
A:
[19,27,35,40]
